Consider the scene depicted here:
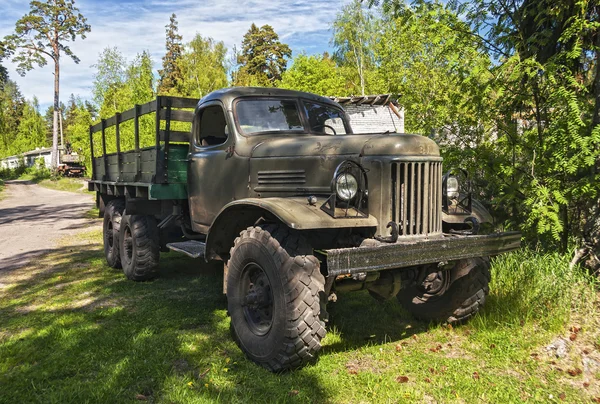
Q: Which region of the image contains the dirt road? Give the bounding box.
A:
[0,180,98,272]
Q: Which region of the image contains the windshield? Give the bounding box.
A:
[236,99,304,135]
[303,100,348,135]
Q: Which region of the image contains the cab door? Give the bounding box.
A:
[187,101,236,232]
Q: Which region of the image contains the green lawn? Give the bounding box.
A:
[37,177,91,194]
[0,230,598,403]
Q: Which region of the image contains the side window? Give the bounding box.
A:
[195,105,228,147]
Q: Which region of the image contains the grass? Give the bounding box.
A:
[1,230,599,403]
[37,177,91,194]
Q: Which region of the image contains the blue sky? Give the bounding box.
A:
[0,0,351,110]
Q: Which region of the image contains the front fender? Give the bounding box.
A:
[205,197,378,260]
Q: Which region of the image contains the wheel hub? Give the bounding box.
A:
[421,271,448,295]
[241,263,273,336]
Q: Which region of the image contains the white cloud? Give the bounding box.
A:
[0,0,351,110]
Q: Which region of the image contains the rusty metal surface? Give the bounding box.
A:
[325,232,521,276]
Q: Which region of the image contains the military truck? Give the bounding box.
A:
[88,87,520,371]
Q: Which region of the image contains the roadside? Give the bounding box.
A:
[0,180,98,274]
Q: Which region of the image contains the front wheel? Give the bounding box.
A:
[119,214,160,281]
[397,257,491,325]
[227,226,327,372]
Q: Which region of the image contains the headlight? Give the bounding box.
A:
[336,173,358,201]
[447,175,459,199]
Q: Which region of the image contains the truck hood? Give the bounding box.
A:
[247,133,440,158]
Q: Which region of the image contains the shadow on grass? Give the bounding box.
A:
[0,244,332,403]
[3,243,556,403]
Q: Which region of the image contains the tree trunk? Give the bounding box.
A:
[51,57,60,169]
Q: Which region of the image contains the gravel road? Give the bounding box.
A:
[0,180,98,272]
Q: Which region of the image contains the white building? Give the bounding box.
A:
[329,94,405,134]
[0,147,53,170]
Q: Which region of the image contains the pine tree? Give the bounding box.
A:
[3,0,90,169]
[158,13,183,95]
[235,24,291,86]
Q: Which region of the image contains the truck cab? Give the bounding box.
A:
[89,87,520,371]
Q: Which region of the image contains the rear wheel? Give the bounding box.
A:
[119,214,160,281]
[103,199,125,268]
[227,225,327,372]
[397,257,491,325]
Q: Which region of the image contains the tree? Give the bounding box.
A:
[3,0,90,169]
[92,47,126,110]
[158,13,183,95]
[12,97,46,154]
[279,53,349,96]
[0,80,25,156]
[176,34,228,98]
[235,24,291,86]
[332,0,379,95]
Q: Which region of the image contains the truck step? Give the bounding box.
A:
[167,240,206,259]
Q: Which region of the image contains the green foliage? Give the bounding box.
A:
[10,97,46,155]
[158,14,184,95]
[279,54,350,96]
[332,0,382,95]
[91,48,156,154]
[0,79,25,157]
[235,24,291,86]
[176,34,228,98]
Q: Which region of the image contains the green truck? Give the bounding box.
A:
[88,87,520,371]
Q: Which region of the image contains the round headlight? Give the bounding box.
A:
[447,175,459,199]
[336,173,358,201]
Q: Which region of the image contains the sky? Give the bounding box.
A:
[0,0,352,111]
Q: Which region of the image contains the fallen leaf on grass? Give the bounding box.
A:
[289,390,299,396]
[198,368,210,379]
[583,349,590,355]
[569,326,580,334]
[584,382,590,388]
[559,393,566,400]
[567,368,582,377]
[396,376,409,383]
[135,394,148,401]
[489,344,496,349]
[395,344,402,352]
[429,367,436,374]
[569,333,577,342]
[592,398,600,403]
[424,377,431,383]
[472,372,480,380]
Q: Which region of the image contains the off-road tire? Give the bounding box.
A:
[119,214,160,281]
[227,225,327,372]
[103,199,125,268]
[398,257,491,325]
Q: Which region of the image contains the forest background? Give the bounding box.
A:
[0,0,599,267]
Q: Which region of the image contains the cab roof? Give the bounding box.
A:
[198,87,343,110]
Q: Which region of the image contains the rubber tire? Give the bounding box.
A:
[103,199,125,269]
[398,257,491,325]
[227,225,327,372]
[119,214,160,281]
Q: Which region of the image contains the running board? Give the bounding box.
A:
[166,240,206,259]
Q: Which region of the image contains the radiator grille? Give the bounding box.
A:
[391,161,442,236]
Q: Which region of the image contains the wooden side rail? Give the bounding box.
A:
[89,96,199,182]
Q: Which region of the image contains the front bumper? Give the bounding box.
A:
[325,232,521,276]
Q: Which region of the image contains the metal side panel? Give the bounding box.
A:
[326,231,521,276]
